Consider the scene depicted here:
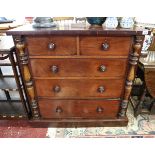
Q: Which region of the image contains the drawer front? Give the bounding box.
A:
[39,99,120,119]
[30,58,128,77]
[35,79,124,98]
[80,36,131,56]
[26,36,77,56]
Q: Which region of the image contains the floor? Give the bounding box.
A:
[0,120,48,138]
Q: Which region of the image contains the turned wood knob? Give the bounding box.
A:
[97,86,105,93]
[48,43,55,50]
[102,42,109,51]
[53,85,61,93]
[51,65,59,73]
[99,65,106,72]
[56,106,63,113]
[96,107,104,113]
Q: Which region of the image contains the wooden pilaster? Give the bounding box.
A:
[118,36,144,117]
[15,37,40,119]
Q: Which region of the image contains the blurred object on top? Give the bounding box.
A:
[86,17,106,26]
[53,17,74,25]
[0,17,24,35]
[75,17,86,23]
[25,17,33,24]
[53,17,74,21]
[0,17,14,24]
[135,17,155,29]
[32,17,56,28]
[34,17,53,23]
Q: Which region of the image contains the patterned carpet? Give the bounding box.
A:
[47,103,155,138]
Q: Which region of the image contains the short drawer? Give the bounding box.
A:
[38,99,120,119]
[26,36,77,56]
[35,79,124,98]
[30,58,128,77]
[80,36,131,56]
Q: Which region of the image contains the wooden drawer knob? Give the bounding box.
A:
[99,65,106,72]
[51,65,59,73]
[48,43,55,50]
[96,107,104,113]
[53,85,61,93]
[97,86,105,93]
[102,42,109,51]
[56,106,63,113]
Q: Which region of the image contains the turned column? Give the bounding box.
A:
[15,36,40,119]
[118,36,144,118]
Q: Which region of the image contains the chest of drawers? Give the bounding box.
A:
[7,24,149,127]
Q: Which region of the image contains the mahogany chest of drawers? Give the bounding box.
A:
[7,24,149,127]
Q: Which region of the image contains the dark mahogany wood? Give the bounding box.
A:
[38,99,120,119]
[80,36,131,56]
[26,36,77,56]
[34,78,125,98]
[30,58,128,77]
[6,24,150,127]
[6,24,151,36]
[29,118,128,128]
[0,118,128,127]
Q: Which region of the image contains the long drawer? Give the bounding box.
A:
[26,36,77,56]
[35,79,125,98]
[30,58,128,77]
[80,36,131,56]
[38,99,120,119]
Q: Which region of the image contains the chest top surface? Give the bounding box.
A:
[6,24,151,36]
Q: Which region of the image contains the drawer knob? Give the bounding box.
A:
[96,107,104,113]
[53,85,61,93]
[51,65,59,73]
[56,106,63,113]
[97,86,105,93]
[99,65,106,72]
[102,42,109,51]
[48,43,55,50]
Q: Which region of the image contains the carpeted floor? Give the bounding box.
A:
[0,103,155,138]
[0,120,48,138]
[47,103,155,138]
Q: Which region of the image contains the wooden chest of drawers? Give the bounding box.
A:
[7,24,149,127]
